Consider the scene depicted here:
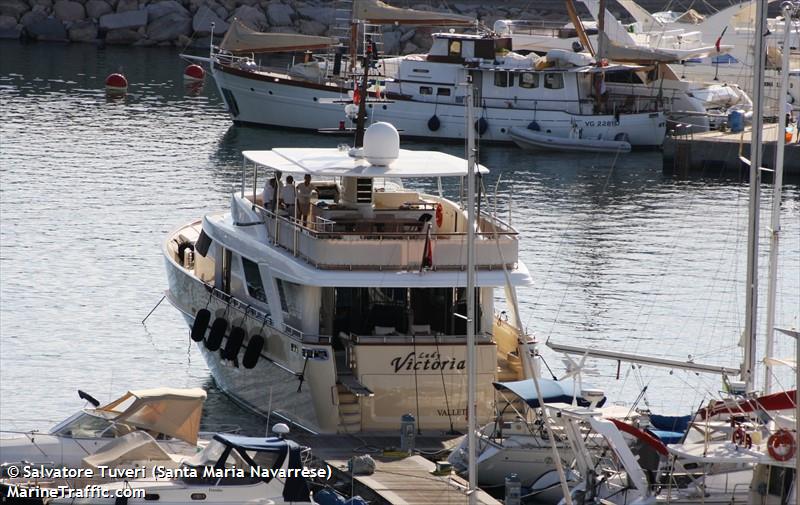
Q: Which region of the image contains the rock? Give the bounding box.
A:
[400,28,415,43]
[295,5,331,24]
[68,18,95,39]
[114,0,135,13]
[104,25,139,42]
[0,0,28,19]
[28,0,54,11]
[192,5,227,35]
[145,0,186,21]
[402,41,419,54]
[381,29,401,54]
[146,10,189,41]
[54,0,85,21]
[452,2,469,13]
[297,18,324,36]
[410,26,432,51]
[0,14,20,37]
[20,8,45,27]
[27,16,67,40]
[218,0,234,13]
[85,0,110,18]
[266,1,292,25]
[211,3,226,19]
[98,8,145,29]
[229,4,265,30]
[268,25,295,33]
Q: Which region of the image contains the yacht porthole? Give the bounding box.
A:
[268,91,273,95]
[382,105,387,110]
[313,97,318,101]
[190,493,206,500]
[500,128,506,133]
[250,88,254,92]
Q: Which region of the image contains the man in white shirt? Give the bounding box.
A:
[280,175,297,219]
[296,174,315,226]
[262,177,278,212]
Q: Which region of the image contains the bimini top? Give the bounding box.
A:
[96,388,207,445]
[213,433,300,453]
[493,379,606,409]
[243,148,489,179]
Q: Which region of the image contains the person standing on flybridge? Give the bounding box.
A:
[296,174,315,226]
[280,175,297,219]
[263,178,278,213]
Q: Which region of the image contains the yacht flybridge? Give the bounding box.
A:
[164,123,533,434]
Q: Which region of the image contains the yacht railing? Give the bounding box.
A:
[347,331,495,345]
[252,203,519,271]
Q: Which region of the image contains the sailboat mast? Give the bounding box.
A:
[763,3,794,394]
[466,78,478,505]
[743,0,768,393]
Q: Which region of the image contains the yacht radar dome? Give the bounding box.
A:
[363,122,400,166]
[272,423,290,437]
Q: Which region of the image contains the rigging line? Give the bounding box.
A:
[433,333,456,433]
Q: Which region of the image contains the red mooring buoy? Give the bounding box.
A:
[183,64,205,81]
[105,73,128,93]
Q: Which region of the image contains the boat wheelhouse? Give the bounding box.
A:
[163,125,534,434]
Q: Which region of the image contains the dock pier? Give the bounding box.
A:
[296,433,502,505]
[663,123,800,177]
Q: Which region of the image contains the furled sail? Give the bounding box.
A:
[220,19,338,54]
[353,0,474,25]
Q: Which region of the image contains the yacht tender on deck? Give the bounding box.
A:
[163,123,534,434]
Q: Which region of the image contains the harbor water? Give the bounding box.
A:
[1,41,799,433]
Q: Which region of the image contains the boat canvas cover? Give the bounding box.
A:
[220,19,337,54]
[97,388,206,445]
[82,432,176,471]
[493,378,606,408]
[244,148,490,178]
[353,0,474,25]
[599,32,722,62]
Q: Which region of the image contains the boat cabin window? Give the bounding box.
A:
[519,72,538,89]
[420,86,433,95]
[242,257,267,304]
[54,413,118,438]
[494,71,513,88]
[437,87,451,96]
[544,73,564,89]
[477,38,499,59]
[275,278,303,327]
[331,287,481,337]
[180,440,260,485]
[766,466,795,498]
[448,39,461,57]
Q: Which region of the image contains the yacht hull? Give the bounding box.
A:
[212,65,666,147]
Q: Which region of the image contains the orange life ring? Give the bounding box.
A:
[732,426,752,448]
[767,429,796,461]
[435,203,443,227]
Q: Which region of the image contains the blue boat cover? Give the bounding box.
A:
[649,429,685,444]
[649,414,691,433]
[493,378,606,408]
[212,433,298,452]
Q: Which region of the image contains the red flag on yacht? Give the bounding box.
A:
[353,87,362,105]
[420,223,433,271]
[715,26,728,52]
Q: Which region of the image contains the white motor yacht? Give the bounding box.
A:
[1,430,317,505]
[0,388,206,469]
[163,122,535,434]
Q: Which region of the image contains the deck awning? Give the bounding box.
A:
[493,378,606,408]
[96,388,206,445]
[353,0,474,26]
[221,19,338,54]
[243,148,489,178]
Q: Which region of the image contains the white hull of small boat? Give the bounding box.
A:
[509,127,632,153]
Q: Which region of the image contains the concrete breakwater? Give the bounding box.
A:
[0,0,750,50]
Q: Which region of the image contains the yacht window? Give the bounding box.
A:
[494,72,513,88]
[519,72,538,89]
[241,257,267,303]
[544,73,564,89]
[448,39,461,57]
[55,413,116,438]
[275,279,303,326]
[437,87,451,96]
[420,86,433,95]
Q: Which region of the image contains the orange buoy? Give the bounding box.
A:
[105,73,128,94]
[183,64,205,81]
[767,429,796,461]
